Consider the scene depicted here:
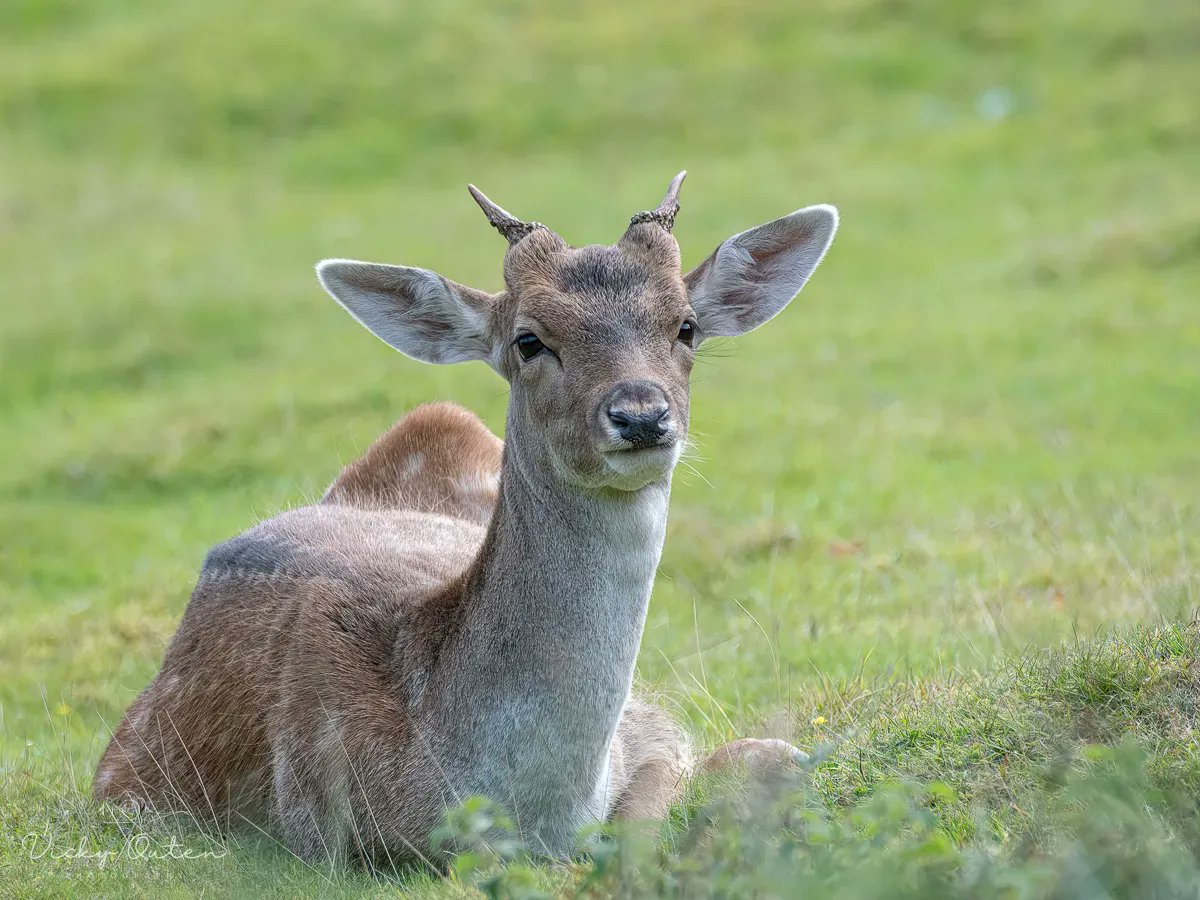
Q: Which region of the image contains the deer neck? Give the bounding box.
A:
[464,441,668,702]
[427,433,671,801]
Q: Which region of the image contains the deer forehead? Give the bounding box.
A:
[501,244,689,340]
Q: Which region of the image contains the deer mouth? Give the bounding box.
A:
[600,440,681,481]
[606,439,675,453]
[599,433,678,456]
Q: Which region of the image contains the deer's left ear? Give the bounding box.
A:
[684,205,838,338]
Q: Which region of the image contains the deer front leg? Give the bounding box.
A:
[606,703,806,826]
[607,698,694,823]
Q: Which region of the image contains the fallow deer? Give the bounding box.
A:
[93,173,839,866]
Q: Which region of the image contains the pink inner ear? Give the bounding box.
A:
[741,226,805,294]
[685,206,836,337]
[722,225,800,314]
[748,226,800,267]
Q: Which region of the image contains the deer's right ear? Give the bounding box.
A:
[317,260,495,365]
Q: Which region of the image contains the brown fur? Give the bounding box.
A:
[322,403,503,524]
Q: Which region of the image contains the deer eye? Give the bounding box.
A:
[677,320,696,347]
[515,333,546,361]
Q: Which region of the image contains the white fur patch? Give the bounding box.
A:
[454,472,500,495]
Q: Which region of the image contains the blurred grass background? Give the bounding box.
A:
[1,0,1198,893]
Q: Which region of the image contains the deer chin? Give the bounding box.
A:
[600,442,681,490]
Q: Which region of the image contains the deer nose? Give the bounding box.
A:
[604,381,671,447]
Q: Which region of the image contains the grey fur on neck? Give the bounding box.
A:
[424,436,671,853]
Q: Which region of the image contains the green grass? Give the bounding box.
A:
[1,0,1198,895]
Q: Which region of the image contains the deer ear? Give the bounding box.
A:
[684,205,838,338]
[317,259,495,365]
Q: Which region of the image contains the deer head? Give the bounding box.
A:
[317,174,837,492]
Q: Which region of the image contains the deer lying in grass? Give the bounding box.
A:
[94,173,838,866]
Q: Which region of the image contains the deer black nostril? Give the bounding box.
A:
[604,381,671,447]
[607,407,635,429]
[607,405,667,434]
[607,408,669,445]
